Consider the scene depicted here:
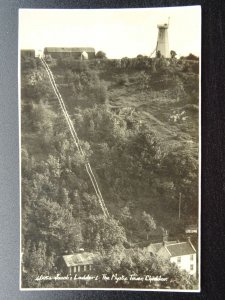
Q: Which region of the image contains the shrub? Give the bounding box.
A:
[184,104,199,112]
[191,62,199,74]
[96,51,106,59]
[89,82,108,104]
[116,74,129,86]
[58,57,89,72]
[21,58,37,71]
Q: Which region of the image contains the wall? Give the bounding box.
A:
[156,28,169,58]
[45,51,95,60]
[170,254,196,276]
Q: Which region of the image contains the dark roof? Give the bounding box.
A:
[62,252,97,267]
[147,241,177,254]
[44,47,95,53]
[166,242,196,257]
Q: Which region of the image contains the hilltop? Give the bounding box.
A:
[21,55,199,288]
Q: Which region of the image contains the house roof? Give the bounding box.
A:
[146,241,177,254]
[165,242,196,257]
[62,252,96,267]
[44,47,95,53]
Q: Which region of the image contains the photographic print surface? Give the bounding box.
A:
[20,6,201,291]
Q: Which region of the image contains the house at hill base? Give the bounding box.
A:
[61,251,97,275]
[145,237,197,277]
[44,47,96,60]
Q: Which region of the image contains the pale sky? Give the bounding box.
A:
[19,6,201,59]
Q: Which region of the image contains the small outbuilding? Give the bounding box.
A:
[61,251,97,275]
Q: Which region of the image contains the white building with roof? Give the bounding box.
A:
[146,238,197,277]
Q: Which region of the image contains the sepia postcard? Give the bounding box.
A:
[19,6,201,291]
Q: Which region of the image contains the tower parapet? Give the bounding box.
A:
[157,23,169,29]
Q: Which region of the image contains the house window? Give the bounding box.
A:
[80,265,84,272]
[177,257,181,263]
[73,266,76,273]
[190,264,194,271]
[190,254,194,261]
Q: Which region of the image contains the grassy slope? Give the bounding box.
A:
[21,58,199,240]
[53,61,199,230]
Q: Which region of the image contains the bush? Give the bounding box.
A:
[191,62,199,74]
[58,57,89,72]
[89,82,108,104]
[185,53,199,61]
[22,79,53,100]
[21,58,37,71]
[96,51,106,59]
[116,74,129,86]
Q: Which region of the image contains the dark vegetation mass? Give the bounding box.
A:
[21,54,199,289]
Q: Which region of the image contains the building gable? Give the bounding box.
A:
[157,246,171,260]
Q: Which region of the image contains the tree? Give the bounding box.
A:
[93,247,197,289]
[29,100,57,138]
[141,211,156,240]
[170,50,177,59]
[185,53,199,61]
[64,69,74,83]
[88,82,108,104]
[84,215,127,251]
[160,146,198,220]
[22,241,55,288]
[32,197,83,253]
[120,206,132,224]
[156,50,161,58]
[96,51,107,59]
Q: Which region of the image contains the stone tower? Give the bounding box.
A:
[156,20,169,58]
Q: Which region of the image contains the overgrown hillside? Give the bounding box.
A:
[21,55,199,289]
